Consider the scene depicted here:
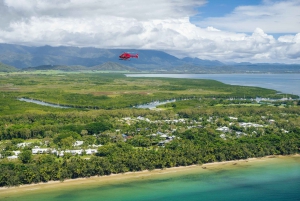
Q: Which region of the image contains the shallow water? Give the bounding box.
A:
[1,156,299,201]
[18,98,71,108]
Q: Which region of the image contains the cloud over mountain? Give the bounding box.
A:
[0,0,299,64]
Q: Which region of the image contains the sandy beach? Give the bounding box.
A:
[2,155,296,197]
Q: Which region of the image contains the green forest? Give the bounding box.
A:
[0,72,299,187]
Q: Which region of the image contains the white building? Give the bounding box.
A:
[220,134,226,139]
[58,149,83,157]
[32,147,57,154]
[239,122,263,128]
[7,155,18,160]
[12,151,21,156]
[216,126,230,132]
[85,149,98,155]
[73,141,84,147]
[17,142,31,148]
[91,144,102,148]
[57,148,98,157]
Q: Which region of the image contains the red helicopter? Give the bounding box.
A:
[119,52,139,60]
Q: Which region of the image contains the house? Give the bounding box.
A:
[137,116,150,122]
[216,126,230,132]
[207,117,213,122]
[74,141,84,147]
[32,148,48,154]
[269,119,275,123]
[32,146,57,154]
[7,155,18,160]
[91,144,102,148]
[236,131,246,137]
[160,134,168,139]
[158,141,165,146]
[178,119,186,123]
[239,122,263,128]
[5,151,21,160]
[156,131,164,135]
[12,151,21,156]
[57,151,65,157]
[32,147,57,154]
[167,136,175,140]
[57,148,98,157]
[68,150,83,155]
[17,142,31,148]
[85,149,98,155]
[58,149,83,157]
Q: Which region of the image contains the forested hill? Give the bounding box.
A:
[0,62,18,72]
[0,43,300,73]
[21,63,140,72]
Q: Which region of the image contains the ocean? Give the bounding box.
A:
[1,156,299,201]
[126,74,300,97]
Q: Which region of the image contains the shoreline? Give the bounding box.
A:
[0,155,299,196]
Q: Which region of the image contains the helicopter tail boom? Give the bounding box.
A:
[132,54,138,58]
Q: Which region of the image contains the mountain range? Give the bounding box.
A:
[0,43,299,73]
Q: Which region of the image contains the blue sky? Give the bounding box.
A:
[191,0,299,36]
[0,0,299,63]
[193,0,263,18]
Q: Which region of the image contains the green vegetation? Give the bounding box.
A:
[1,72,297,114]
[0,62,18,72]
[0,72,299,187]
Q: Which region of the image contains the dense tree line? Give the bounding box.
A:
[0,127,299,187]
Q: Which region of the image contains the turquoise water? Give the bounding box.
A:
[1,157,300,201]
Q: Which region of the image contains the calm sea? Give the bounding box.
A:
[126,74,300,97]
[1,157,299,201]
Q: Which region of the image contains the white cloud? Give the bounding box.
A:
[196,0,300,33]
[3,0,206,20]
[0,0,299,64]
